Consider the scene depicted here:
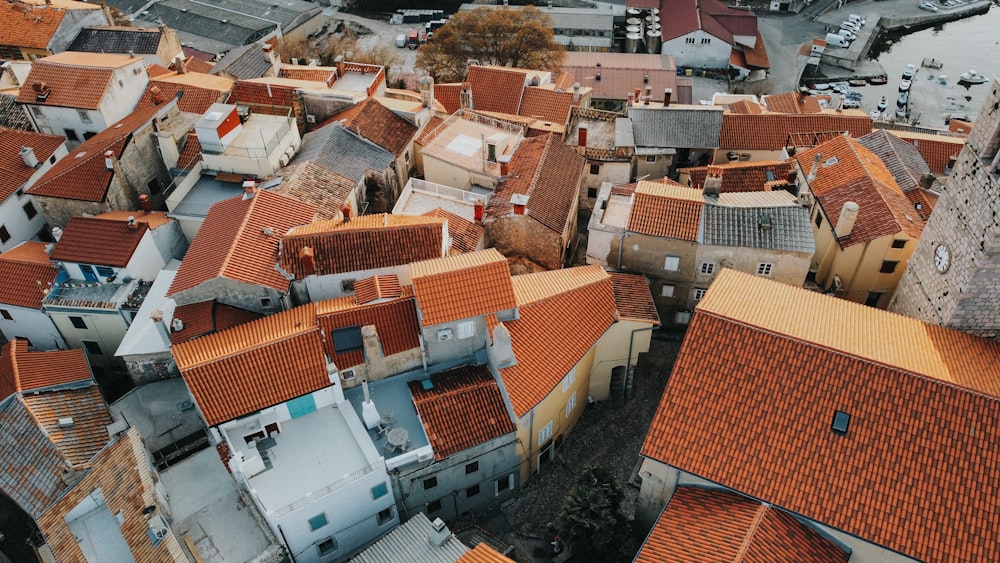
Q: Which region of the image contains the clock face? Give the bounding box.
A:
[934,243,950,273]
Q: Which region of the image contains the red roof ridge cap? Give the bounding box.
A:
[733,502,769,562]
[412,376,496,403]
[175,322,319,370]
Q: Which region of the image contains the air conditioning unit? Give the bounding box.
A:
[437,328,453,341]
[341,368,356,382]
[306,114,317,124]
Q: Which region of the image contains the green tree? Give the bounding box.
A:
[557,465,632,563]
[416,6,565,83]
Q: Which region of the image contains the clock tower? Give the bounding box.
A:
[889,77,1000,337]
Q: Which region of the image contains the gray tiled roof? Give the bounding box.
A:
[0,93,33,131]
[67,27,163,55]
[210,43,272,80]
[295,123,394,183]
[702,203,814,253]
[856,129,942,192]
[156,0,273,48]
[0,396,67,519]
[629,106,723,149]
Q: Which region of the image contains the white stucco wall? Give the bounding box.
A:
[662,32,732,69]
[0,305,67,350]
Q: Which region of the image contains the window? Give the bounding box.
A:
[147,178,162,194]
[880,260,899,274]
[317,537,338,557]
[457,320,475,339]
[49,155,56,164]
[0,226,9,243]
[538,421,553,444]
[865,292,883,307]
[1,309,12,320]
[427,499,442,513]
[664,255,680,271]
[891,239,907,249]
[756,262,774,276]
[815,213,823,228]
[561,368,575,393]
[675,311,692,324]
[70,316,87,329]
[495,473,514,495]
[423,476,438,490]
[701,38,711,44]
[692,288,706,301]
[371,482,388,499]
[831,410,850,435]
[645,155,656,163]
[587,187,598,198]
[590,163,600,175]
[95,266,115,279]
[685,37,695,44]
[23,202,37,220]
[260,297,273,308]
[466,484,480,497]
[308,513,328,531]
[376,507,393,526]
[565,392,577,417]
[405,151,410,162]
[699,261,715,275]
[465,461,479,474]
[64,129,79,141]
[661,284,675,297]
[341,278,356,292]
[82,340,103,355]
[83,132,97,140]
[78,110,91,123]
[332,326,363,353]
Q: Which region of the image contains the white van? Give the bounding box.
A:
[848,14,865,26]
[396,34,406,48]
[825,33,850,48]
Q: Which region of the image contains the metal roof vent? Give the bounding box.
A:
[831,410,850,435]
[57,417,74,429]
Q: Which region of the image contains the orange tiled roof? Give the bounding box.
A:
[641,269,1000,563]
[411,249,517,327]
[169,56,215,74]
[229,79,296,116]
[485,133,584,233]
[741,32,770,69]
[169,190,316,297]
[889,130,965,175]
[147,63,171,78]
[315,288,421,368]
[0,2,66,50]
[726,99,763,114]
[135,72,232,115]
[416,115,446,145]
[501,266,617,416]
[635,487,849,563]
[170,300,262,344]
[408,364,515,461]
[93,209,173,229]
[279,214,445,279]
[49,215,148,267]
[16,52,138,110]
[609,273,660,325]
[0,128,64,201]
[422,208,484,254]
[467,66,527,115]
[0,340,92,399]
[433,83,463,115]
[173,305,329,426]
[518,87,578,126]
[0,242,59,309]
[22,385,111,470]
[763,91,821,114]
[267,161,356,220]
[176,132,203,170]
[905,187,938,220]
[353,275,402,305]
[682,160,792,192]
[720,112,872,150]
[795,135,924,247]
[626,180,703,241]
[457,544,516,563]
[331,98,418,156]
[278,65,336,86]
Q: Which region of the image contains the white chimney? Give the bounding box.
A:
[20,146,39,168]
[835,201,859,239]
[51,226,63,241]
[428,517,451,547]
[807,153,822,182]
[360,380,381,429]
[572,82,581,103]
[171,318,185,332]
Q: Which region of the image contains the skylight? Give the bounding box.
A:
[832,410,850,435]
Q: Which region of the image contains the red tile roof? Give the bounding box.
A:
[725,99,764,114]
[267,161,356,220]
[176,132,203,170]
[279,214,445,279]
[93,209,173,228]
[411,249,517,327]
[135,72,232,115]
[626,180,703,240]
[173,305,329,426]
[0,242,59,309]
[720,112,872,150]
[229,80,296,115]
[763,91,821,114]
[889,130,965,175]
[0,128,65,201]
[0,3,66,49]
[501,267,617,416]
[681,160,792,192]
[0,340,92,399]
[416,115,446,144]
[467,66,527,115]
[609,273,660,325]
[457,544,516,563]
[353,275,402,305]
[740,32,770,69]
[485,133,584,233]
[408,364,515,461]
[331,98,418,156]
[315,289,421,368]
[168,190,317,297]
[22,385,112,469]
[170,300,262,344]
[636,487,850,563]
[49,216,148,267]
[16,52,137,110]
[422,208,484,254]
[169,56,215,74]
[518,87,578,126]
[641,269,1000,563]
[278,65,336,86]
[433,83,463,115]
[660,0,756,43]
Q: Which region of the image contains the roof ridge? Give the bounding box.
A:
[413,377,496,404]
[519,274,610,309]
[8,340,21,394]
[219,191,262,279]
[177,323,320,370]
[733,502,768,562]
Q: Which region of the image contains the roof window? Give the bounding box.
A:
[831,410,850,435]
[823,156,839,167]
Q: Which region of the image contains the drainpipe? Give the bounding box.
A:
[277,525,295,563]
[617,231,626,270]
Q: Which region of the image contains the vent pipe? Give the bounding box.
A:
[807,153,822,182]
[20,146,38,168]
[836,201,859,239]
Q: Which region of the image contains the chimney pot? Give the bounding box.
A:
[138,194,151,212]
[474,201,485,221]
[498,154,511,176]
[664,88,672,106]
[104,150,115,171]
[341,205,351,221]
[20,146,39,168]
[242,180,256,199]
[835,201,859,239]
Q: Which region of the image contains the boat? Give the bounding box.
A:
[897,91,909,107]
[870,109,881,120]
[845,91,863,100]
[877,96,887,112]
[921,57,943,70]
[902,63,916,80]
[959,70,989,84]
[899,79,911,92]
[868,75,888,85]
[849,79,868,87]
[811,83,831,90]
[843,99,861,109]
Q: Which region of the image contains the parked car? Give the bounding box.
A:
[919,1,939,11]
[839,29,857,41]
[840,20,861,33]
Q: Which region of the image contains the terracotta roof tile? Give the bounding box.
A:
[170,56,215,74]
[417,115,446,144]
[170,300,262,344]
[315,289,421,369]
[22,385,112,470]
[353,275,402,305]
[485,133,584,233]
[641,269,1000,563]
[518,87,578,126]
[609,273,660,325]
[889,130,965,174]
[422,208,484,254]
[176,132,203,170]
[93,209,173,228]
[511,264,609,305]
[147,63,171,78]
[682,160,792,193]
[278,65,336,86]
[279,214,445,279]
[763,91,821,114]
[49,215,148,267]
[560,52,677,103]
[229,79,296,116]
[626,180,703,240]
[457,543,516,563]
[173,305,329,426]
[411,249,517,327]
[0,3,66,49]
[16,52,138,109]
[501,267,617,416]
[905,187,938,220]
[267,161,356,220]
[332,98,418,156]
[726,99,764,114]
[0,340,92,398]
[740,32,770,69]
[856,129,940,192]
[433,83,463,114]
[0,394,67,519]
[0,242,60,309]
[408,364,515,461]
[135,71,232,115]
[636,487,849,563]
[169,190,316,297]
[720,112,872,150]
[0,128,64,201]
[467,66,527,115]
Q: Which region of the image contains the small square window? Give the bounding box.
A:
[260,297,273,308]
[23,202,37,220]
[466,484,480,497]
[565,392,577,417]
[1,309,12,320]
[496,474,513,494]
[832,410,850,435]
[891,239,907,249]
[661,284,674,297]
[423,476,438,490]
[317,537,338,557]
[675,311,691,324]
[371,482,388,499]
[692,288,706,301]
[341,278,356,292]
[96,266,115,278]
[70,316,87,329]
[698,261,715,275]
[308,513,328,531]
[49,155,56,164]
[78,110,91,123]
[756,262,773,276]
[0,226,10,243]
[82,340,103,355]
[64,129,79,142]
[645,155,656,163]
[405,152,410,162]
[377,507,393,526]
[427,499,442,513]
[587,187,598,198]
[465,461,479,474]
[663,255,680,271]
[880,260,899,274]
[147,178,162,195]
[589,163,600,175]
[815,213,823,228]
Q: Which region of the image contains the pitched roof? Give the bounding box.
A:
[795,135,924,247]
[0,2,67,50]
[502,266,617,416]
[229,79,296,115]
[173,305,328,426]
[636,487,850,563]
[332,98,418,156]
[422,208,485,254]
[0,92,34,130]
[176,131,203,170]
[209,42,272,80]
[763,91,821,114]
[0,242,60,309]
[408,364,515,461]
[626,180,704,240]
[411,249,517,327]
[0,128,65,201]
[682,160,793,193]
[315,288,421,368]
[168,190,317,297]
[49,215,149,267]
[28,102,167,201]
[66,26,162,55]
[16,52,138,109]
[702,202,815,253]
[467,66,527,115]
[351,512,470,563]
[641,269,1000,563]
[629,106,724,149]
[660,0,756,43]
[856,129,941,192]
[417,115,446,144]
[457,544,516,563]
[0,396,68,519]
[170,300,262,344]
[485,134,584,233]
[135,71,233,115]
[278,65,336,86]
[720,112,872,150]
[433,83,464,115]
[264,161,355,220]
[353,274,402,305]
[518,87,578,126]
[0,339,92,399]
[294,122,395,183]
[891,130,964,175]
[22,385,112,469]
[609,273,660,325]
[560,52,677,103]
[279,214,445,279]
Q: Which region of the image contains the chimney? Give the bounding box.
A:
[171,318,184,332]
[428,517,451,547]
[787,168,798,185]
[341,205,351,221]
[572,82,581,103]
[511,193,528,215]
[807,153,822,182]
[20,146,39,168]
[643,73,649,84]
[139,194,151,212]
[703,166,723,195]
[474,201,485,222]
[498,154,511,176]
[51,226,62,241]
[150,85,165,105]
[242,180,256,200]
[335,55,345,78]
[835,201,859,239]
[299,246,316,275]
[460,82,473,110]
[129,50,135,59]
[32,81,50,101]
[104,150,116,171]
[627,93,634,107]
[664,88,672,107]
[149,308,171,343]
[174,55,187,74]
[644,85,651,105]
[634,88,641,102]
[127,215,138,230]
[417,76,434,109]
[577,123,588,147]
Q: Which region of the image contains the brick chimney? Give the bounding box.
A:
[341,205,351,222]
[334,55,345,78]
[242,180,256,200]
[703,166,723,195]
[139,194,151,212]
[498,155,511,176]
[174,55,187,74]
[150,85,165,104]
[664,88,672,107]
[299,246,316,275]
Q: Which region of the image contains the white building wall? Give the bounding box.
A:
[29,105,108,143]
[661,32,732,69]
[123,235,169,281]
[96,61,149,125]
[0,193,47,252]
[0,305,67,350]
[47,307,130,362]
